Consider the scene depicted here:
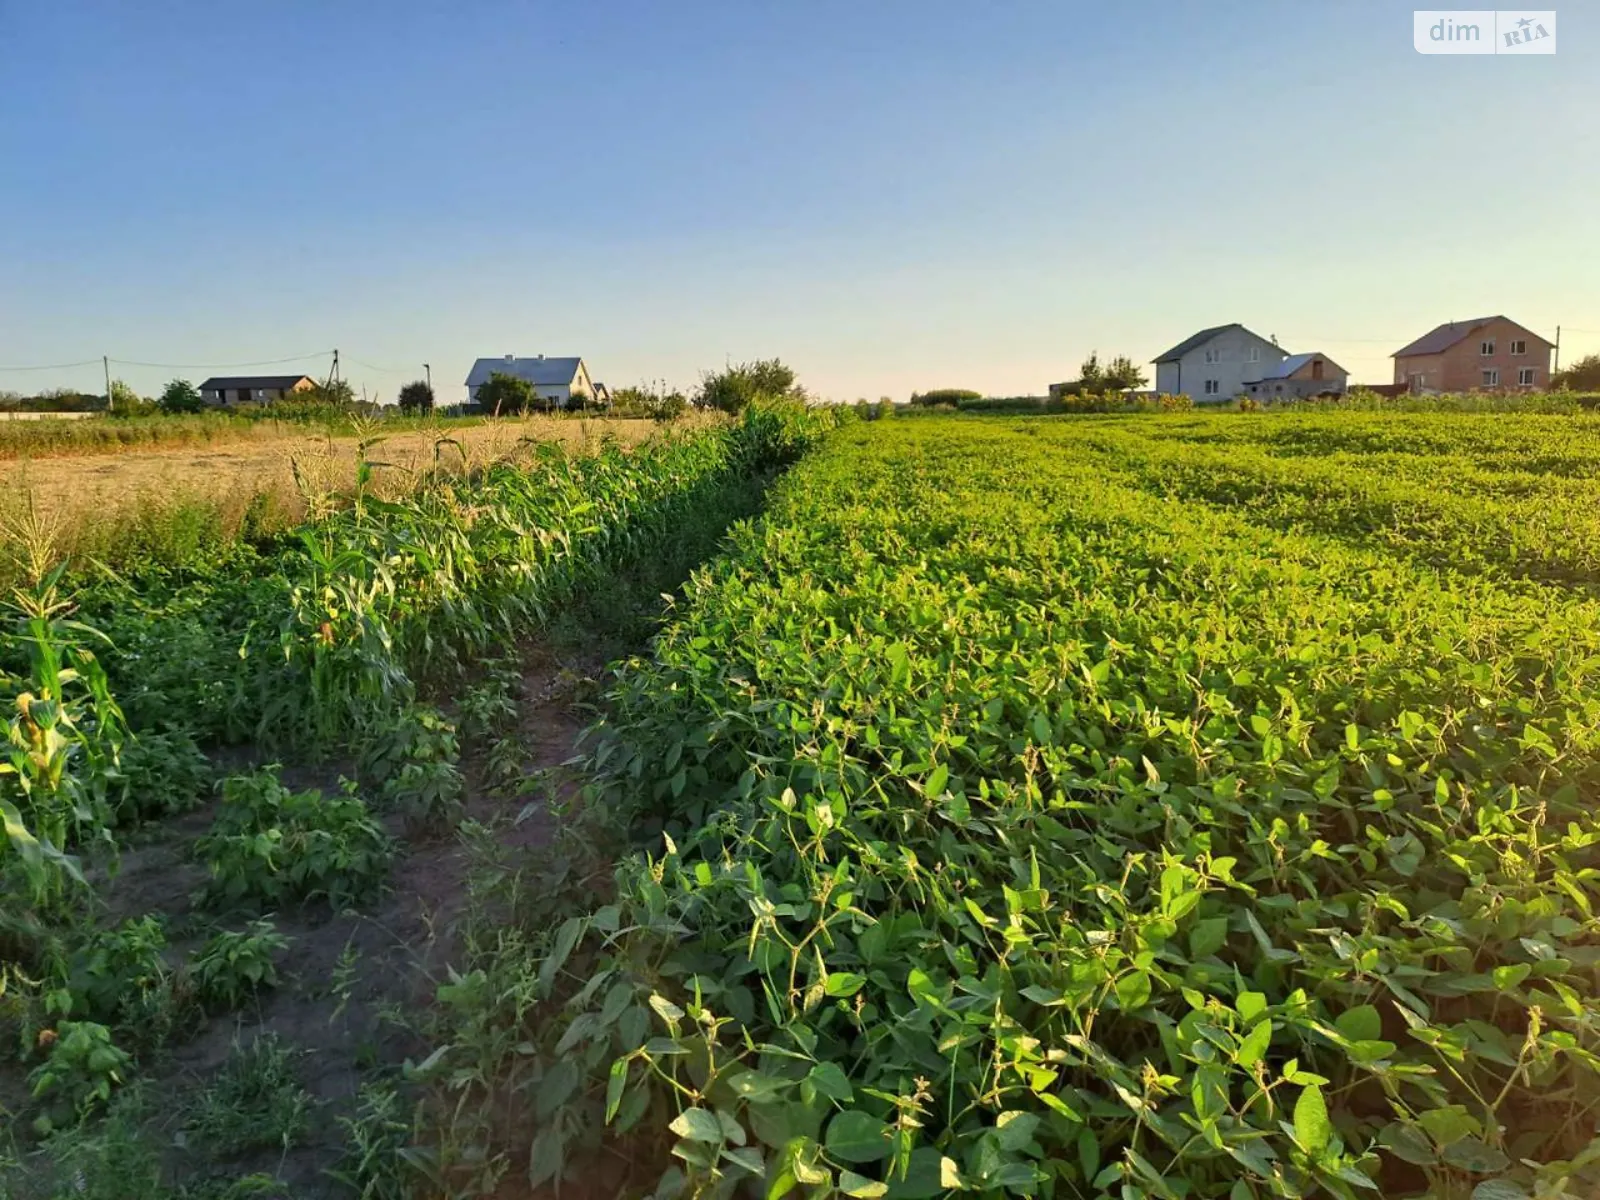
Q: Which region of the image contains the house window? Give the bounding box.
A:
[1204,380,1220,395]
[1480,340,1495,356]
[1510,339,1527,355]
[1518,367,1536,386]
[1482,369,1500,387]
[1408,372,1426,393]
[1204,348,1220,364]
[1246,347,1260,363]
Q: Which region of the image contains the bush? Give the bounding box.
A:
[397,379,435,414]
[190,920,289,1011]
[909,388,982,407]
[196,767,393,912]
[159,379,205,414]
[475,372,537,416]
[695,359,803,414]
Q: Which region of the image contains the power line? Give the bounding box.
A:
[108,350,334,370]
[348,359,423,375]
[0,358,102,372]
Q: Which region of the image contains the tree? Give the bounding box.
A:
[1104,355,1149,391]
[475,371,536,416]
[695,358,802,413]
[397,379,435,414]
[108,379,141,411]
[1553,353,1600,392]
[158,378,203,414]
[910,389,982,407]
[304,377,357,408]
[1078,352,1104,392]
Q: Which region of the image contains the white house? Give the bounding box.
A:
[464,355,596,410]
[1152,324,1285,401]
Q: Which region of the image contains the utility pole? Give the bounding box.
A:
[103,355,112,411]
[424,363,432,394]
[331,349,340,387]
[1554,325,1561,378]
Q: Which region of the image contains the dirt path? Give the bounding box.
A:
[30,643,601,1196]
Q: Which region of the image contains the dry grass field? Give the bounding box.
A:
[0,414,686,581]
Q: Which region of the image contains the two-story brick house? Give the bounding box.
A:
[1392,316,1553,392]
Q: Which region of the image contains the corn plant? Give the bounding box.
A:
[0,562,126,906]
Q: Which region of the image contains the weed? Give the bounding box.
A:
[328,1081,416,1200]
[184,1032,312,1159]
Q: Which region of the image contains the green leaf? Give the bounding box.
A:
[1442,1138,1510,1174]
[1115,971,1152,1011]
[669,1107,726,1144]
[839,1170,888,1198]
[1293,1085,1330,1155]
[807,1061,854,1103]
[1235,1020,1272,1066]
[1472,1182,1531,1200]
[1189,916,1230,960]
[826,972,867,998]
[604,1057,628,1123]
[1334,1004,1383,1043]
[923,764,949,798]
[825,1112,892,1163]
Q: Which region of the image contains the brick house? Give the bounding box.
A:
[1392,317,1553,392]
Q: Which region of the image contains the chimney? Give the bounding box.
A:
[537,353,545,361]
[505,354,514,361]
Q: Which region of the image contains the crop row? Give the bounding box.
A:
[493,415,1600,1200]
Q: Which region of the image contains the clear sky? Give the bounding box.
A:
[2,1,1596,403]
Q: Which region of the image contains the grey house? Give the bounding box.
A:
[464,355,596,410]
[1245,353,1349,401]
[1152,324,1285,401]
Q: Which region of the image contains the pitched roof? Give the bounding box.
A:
[1152,324,1277,363]
[465,356,582,388]
[198,375,315,391]
[1256,352,1347,380]
[1391,316,1551,358]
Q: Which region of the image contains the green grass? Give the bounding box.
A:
[461,409,1600,1199]
[185,1033,313,1159]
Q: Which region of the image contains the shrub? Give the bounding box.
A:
[60,915,171,1028]
[196,767,393,912]
[475,372,537,416]
[397,379,435,414]
[113,729,211,825]
[190,920,289,1011]
[28,1020,133,1133]
[695,359,802,414]
[909,388,982,407]
[159,378,205,414]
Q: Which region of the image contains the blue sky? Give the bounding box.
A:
[1,1,1595,402]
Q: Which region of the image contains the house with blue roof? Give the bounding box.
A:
[464,354,596,410]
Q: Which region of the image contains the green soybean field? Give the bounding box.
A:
[5,403,1600,1200]
[515,411,1600,1200]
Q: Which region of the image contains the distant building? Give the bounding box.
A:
[1152,324,1285,401]
[198,375,316,406]
[464,355,596,410]
[1392,316,1553,392]
[1246,353,1348,400]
